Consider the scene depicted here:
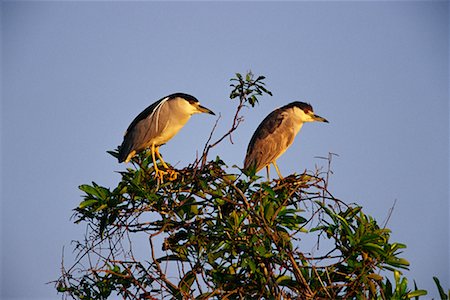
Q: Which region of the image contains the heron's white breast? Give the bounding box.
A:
[150,99,193,146]
[286,107,306,136]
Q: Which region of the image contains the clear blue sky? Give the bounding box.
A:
[1,1,449,299]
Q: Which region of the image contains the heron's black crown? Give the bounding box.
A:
[284,101,313,113]
[167,93,199,104]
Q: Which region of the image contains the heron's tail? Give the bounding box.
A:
[243,156,257,173]
[118,139,133,163]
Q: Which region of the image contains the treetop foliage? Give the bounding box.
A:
[56,72,447,300]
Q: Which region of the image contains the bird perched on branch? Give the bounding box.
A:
[118,93,215,181]
[244,101,328,179]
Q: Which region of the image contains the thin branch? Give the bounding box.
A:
[149,236,180,296]
[382,199,397,229]
[201,96,246,167]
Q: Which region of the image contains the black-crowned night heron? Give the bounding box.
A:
[118,93,215,180]
[244,101,328,179]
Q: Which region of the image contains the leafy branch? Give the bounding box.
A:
[200,71,272,167]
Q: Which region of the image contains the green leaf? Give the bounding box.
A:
[276,275,292,284]
[407,290,427,298]
[367,273,383,281]
[384,278,393,298]
[95,204,108,212]
[79,199,98,209]
[167,283,182,300]
[179,271,195,293]
[264,202,275,222]
[310,225,327,232]
[276,275,297,289]
[386,257,410,269]
[79,184,98,196]
[245,258,256,273]
[79,183,110,200]
[95,186,110,199]
[156,254,189,263]
[394,270,401,284]
[335,214,352,234]
[363,242,384,252]
[258,85,273,96]
[433,277,449,300]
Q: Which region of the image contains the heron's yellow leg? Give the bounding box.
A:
[273,161,284,179]
[155,147,169,169]
[151,144,167,182]
[155,146,178,181]
[125,150,136,163]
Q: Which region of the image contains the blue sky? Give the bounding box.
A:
[1,1,449,299]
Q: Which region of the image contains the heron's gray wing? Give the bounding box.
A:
[118,96,168,162]
[244,108,287,171]
[138,100,174,146]
[123,97,168,136]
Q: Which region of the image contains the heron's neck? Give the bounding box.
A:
[293,122,304,136]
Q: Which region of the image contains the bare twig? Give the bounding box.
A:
[200,95,246,167]
[383,199,397,229]
[149,236,180,295]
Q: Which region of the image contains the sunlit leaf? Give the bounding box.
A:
[407,289,428,298]
[95,204,107,212]
[79,199,98,209]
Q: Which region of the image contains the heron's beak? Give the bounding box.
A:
[197,104,215,115]
[313,114,329,123]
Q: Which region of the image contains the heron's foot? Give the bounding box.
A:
[167,169,178,181]
[154,169,168,183]
[153,167,178,183]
